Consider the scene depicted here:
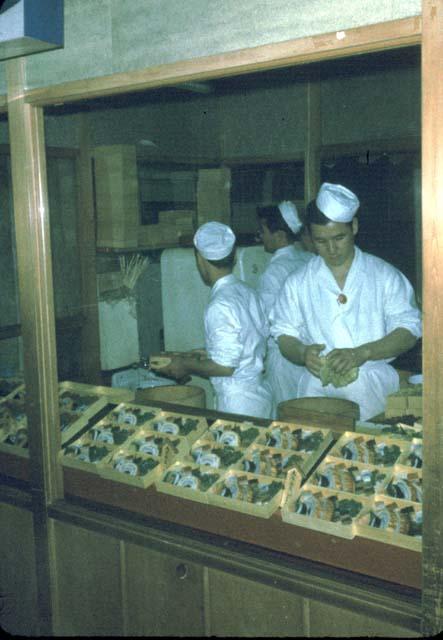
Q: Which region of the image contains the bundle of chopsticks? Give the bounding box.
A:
[119,253,149,290]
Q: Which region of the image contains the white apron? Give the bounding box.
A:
[205,274,272,419]
[257,244,311,416]
[270,247,422,421]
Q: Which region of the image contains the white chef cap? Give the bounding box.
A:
[316,182,360,223]
[193,221,236,260]
[278,201,303,234]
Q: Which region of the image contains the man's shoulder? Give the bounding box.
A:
[360,249,401,276]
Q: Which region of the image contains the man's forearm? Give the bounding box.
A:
[180,356,234,379]
[277,335,307,365]
[356,328,418,363]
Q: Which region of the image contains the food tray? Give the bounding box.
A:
[143,410,207,444]
[0,380,135,455]
[206,469,284,518]
[385,387,422,418]
[354,495,422,551]
[256,421,334,476]
[0,386,28,457]
[126,429,189,462]
[98,448,163,487]
[356,419,423,441]
[98,402,161,429]
[206,420,264,448]
[189,438,246,469]
[396,438,423,470]
[60,434,114,474]
[328,431,406,467]
[281,478,372,539]
[156,461,223,504]
[0,377,24,403]
[58,381,116,445]
[309,455,391,496]
[236,443,305,479]
[381,465,422,503]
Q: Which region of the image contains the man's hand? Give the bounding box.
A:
[304,343,326,377]
[151,354,191,384]
[326,345,369,375]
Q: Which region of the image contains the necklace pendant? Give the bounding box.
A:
[337,293,347,305]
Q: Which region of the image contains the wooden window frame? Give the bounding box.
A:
[4,9,442,635]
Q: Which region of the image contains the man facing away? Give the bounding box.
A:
[152,221,272,419]
[269,182,422,421]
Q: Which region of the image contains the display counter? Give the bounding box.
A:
[0,391,423,636]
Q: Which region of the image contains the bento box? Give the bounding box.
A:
[98,447,163,487]
[125,429,189,462]
[189,438,246,469]
[0,386,28,457]
[60,434,114,474]
[354,495,422,551]
[143,410,208,444]
[396,438,423,470]
[281,472,372,539]
[255,421,334,477]
[381,465,422,503]
[156,461,223,504]
[206,469,284,518]
[385,386,422,418]
[235,443,305,479]
[309,455,391,496]
[0,377,24,403]
[328,431,406,467]
[206,419,264,449]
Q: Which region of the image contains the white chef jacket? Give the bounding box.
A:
[270,246,422,421]
[257,244,312,415]
[205,273,272,419]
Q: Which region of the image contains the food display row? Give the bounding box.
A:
[0,378,423,553]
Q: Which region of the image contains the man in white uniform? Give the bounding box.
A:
[153,221,272,419]
[256,201,312,415]
[270,183,422,421]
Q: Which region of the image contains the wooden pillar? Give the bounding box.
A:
[421,0,443,636]
[6,57,62,635]
[304,82,321,203]
[76,113,102,384]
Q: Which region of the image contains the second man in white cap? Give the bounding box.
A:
[269,182,422,421]
[256,201,313,415]
[152,221,272,419]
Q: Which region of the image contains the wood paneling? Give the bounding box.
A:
[124,541,205,636]
[53,520,124,636]
[308,599,420,638]
[63,467,422,590]
[207,568,305,637]
[76,114,101,383]
[25,17,421,107]
[6,57,62,637]
[0,503,38,636]
[421,1,443,636]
